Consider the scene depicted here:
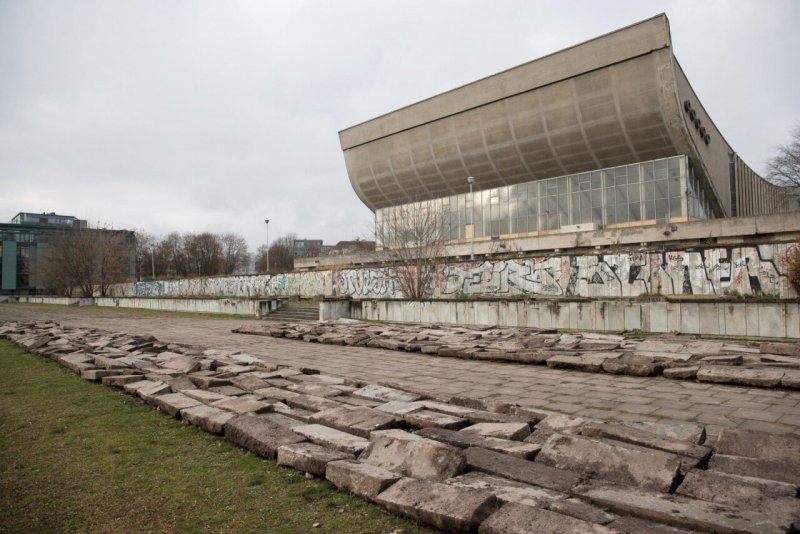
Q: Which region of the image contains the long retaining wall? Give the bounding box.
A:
[323,298,800,339]
[13,296,266,317]
[109,242,799,300]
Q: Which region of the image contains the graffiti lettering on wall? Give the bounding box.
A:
[108,244,796,300]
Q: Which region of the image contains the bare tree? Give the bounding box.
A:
[373,200,449,299]
[766,123,800,199]
[220,233,251,274]
[184,233,223,276]
[254,233,296,274]
[42,226,133,297]
[134,230,158,280]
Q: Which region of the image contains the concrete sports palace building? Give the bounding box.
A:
[338,14,795,247]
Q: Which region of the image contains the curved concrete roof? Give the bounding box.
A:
[339,14,739,216]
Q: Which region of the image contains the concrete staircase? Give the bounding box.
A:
[262,301,319,323]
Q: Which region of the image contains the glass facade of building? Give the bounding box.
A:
[376,155,714,245]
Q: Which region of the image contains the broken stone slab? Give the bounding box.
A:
[353,384,421,403]
[273,402,315,422]
[714,427,800,462]
[478,502,616,534]
[404,409,468,430]
[662,366,700,379]
[374,400,425,416]
[251,387,299,402]
[698,354,743,366]
[217,364,257,375]
[708,454,800,485]
[189,375,232,389]
[325,459,400,502]
[547,498,616,526]
[123,379,164,395]
[760,342,800,356]
[229,374,271,392]
[782,370,800,388]
[157,356,200,374]
[460,422,531,441]
[92,354,131,369]
[181,389,228,404]
[293,424,370,455]
[375,477,497,533]
[537,434,682,492]
[465,447,579,493]
[622,421,706,445]
[696,366,784,387]
[360,429,466,481]
[153,392,203,417]
[579,423,711,461]
[166,376,195,392]
[80,369,124,381]
[285,394,342,413]
[677,468,798,504]
[417,428,541,460]
[136,381,173,403]
[601,355,662,377]
[285,382,344,398]
[447,471,565,508]
[181,404,235,434]
[309,405,396,439]
[101,374,145,387]
[276,442,353,477]
[546,352,622,372]
[606,516,698,534]
[57,353,95,373]
[223,413,306,458]
[211,396,273,415]
[294,373,346,386]
[576,484,787,534]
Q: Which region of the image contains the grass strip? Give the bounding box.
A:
[0,340,431,533]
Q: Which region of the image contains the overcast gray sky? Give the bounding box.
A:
[1,0,798,252]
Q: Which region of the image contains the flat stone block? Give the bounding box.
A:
[101,374,144,387]
[580,422,711,461]
[182,388,229,404]
[697,366,784,387]
[714,427,800,462]
[546,352,621,373]
[286,382,344,398]
[325,459,400,501]
[465,447,579,493]
[57,353,94,373]
[211,396,273,414]
[708,454,800,485]
[137,381,173,403]
[782,370,800,388]
[181,404,235,434]
[189,376,232,389]
[80,369,123,381]
[677,468,797,503]
[276,442,352,477]
[224,413,305,458]
[479,503,616,534]
[536,434,681,492]
[252,386,300,402]
[153,392,203,417]
[547,498,616,526]
[447,471,565,508]
[353,384,421,403]
[294,424,370,455]
[623,421,706,445]
[309,405,396,438]
[404,409,468,430]
[93,354,131,369]
[360,429,465,481]
[375,477,497,533]
[760,342,800,356]
[417,428,541,459]
[662,366,699,379]
[577,485,787,534]
[229,374,271,392]
[285,394,342,413]
[460,422,530,441]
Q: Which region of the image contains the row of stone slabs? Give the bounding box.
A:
[2,320,798,533]
[234,321,800,390]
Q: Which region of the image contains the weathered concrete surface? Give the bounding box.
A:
[446,471,565,508]
[276,442,352,476]
[360,430,466,481]
[325,459,400,501]
[479,503,616,534]
[460,422,531,441]
[153,392,202,418]
[579,422,711,460]
[536,434,682,492]
[577,485,789,534]
[416,428,541,459]
[180,404,236,434]
[375,477,497,533]
[309,405,396,438]
[293,424,370,455]
[465,447,580,493]
[223,413,305,458]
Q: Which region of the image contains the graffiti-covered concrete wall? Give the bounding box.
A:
[110,243,798,300]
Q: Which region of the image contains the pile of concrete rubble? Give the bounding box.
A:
[234,321,800,390]
[2,320,798,533]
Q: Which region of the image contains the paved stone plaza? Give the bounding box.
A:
[2,304,800,440]
[2,309,800,533]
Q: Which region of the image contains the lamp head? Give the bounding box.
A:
[467,176,475,184]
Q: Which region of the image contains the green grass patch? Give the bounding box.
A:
[0,340,431,533]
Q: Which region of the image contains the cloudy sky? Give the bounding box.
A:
[1,1,798,252]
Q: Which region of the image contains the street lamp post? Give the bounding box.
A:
[467,176,476,261]
[264,219,270,273]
